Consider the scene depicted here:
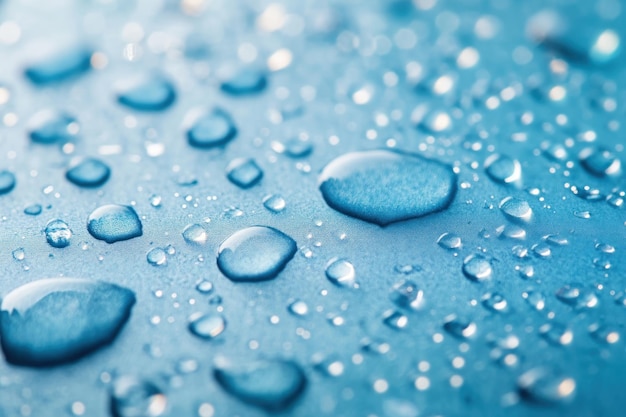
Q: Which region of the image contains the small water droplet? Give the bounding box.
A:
[146,248,167,266]
[287,300,308,316]
[195,280,214,295]
[0,170,16,195]
[186,109,237,149]
[110,376,167,417]
[517,368,575,404]
[437,232,462,249]
[555,284,598,309]
[485,154,522,185]
[12,248,25,261]
[87,204,143,243]
[580,147,622,177]
[462,254,492,281]
[539,323,573,345]
[325,258,356,287]
[188,313,226,339]
[226,158,263,189]
[117,75,176,111]
[24,46,92,85]
[28,110,77,144]
[24,204,42,216]
[44,219,72,248]
[220,68,267,95]
[66,158,111,188]
[500,196,533,223]
[182,224,208,245]
[482,292,509,313]
[443,315,477,338]
[383,310,409,330]
[390,280,425,311]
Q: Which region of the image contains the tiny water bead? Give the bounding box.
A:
[325,258,356,287]
[484,154,522,185]
[182,223,208,245]
[188,313,226,340]
[318,150,457,226]
[0,278,135,366]
[117,75,176,111]
[185,109,237,149]
[0,170,16,195]
[579,147,622,177]
[462,254,492,281]
[263,194,286,213]
[217,226,297,282]
[146,248,167,266]
[24,46,92,85]
[220,68,267,95]
[226,158,263,188]
[213,359,307,411]
[66,158,111,188]
[109,376,167,417]
[28,110,77,145]
[44,219,72,248]
[499,197,533,223]
[517,368,575,404]
[87,204,143,243]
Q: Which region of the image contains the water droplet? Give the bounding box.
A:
[44,219,72,248]
[580,147,621,177]
[383,310,409,330]
[217,226,297,282]
[110,376,167,417]
[195,280,214,294]
[188,313,226,340]
[325,258,356,287]
[24,204,42,216]
[517,368,575,404]
[443,315,477,338]
[0,278,135,366]
[182,224,208,245]
[185,109,237,149]
[12,248,25,261]
[149,194,162,208]
[539,323,573,346]
[500,196,532,223]
[263,194,286,213]
[28,110,77,144]
[146,248,167,266]
[87,204,143,243]
[485,154,522,185]
[287,300,308,316]
[524,290,546,311]
[555,284,598,309]
[226,158,263,189]
[390,280,425,311]
[0,170,16,195]
[24,46,92,85]
[66,158,111,188]
[213,359,306,411]
[278,138,313,159]
[481,292,509,312]
[588,323,620,344]
[437,232,462,249]
[319,150,457,226]
[220,68,267,95]
[595,242,615,254]
[117,75,176,111]
[462,254,492,281]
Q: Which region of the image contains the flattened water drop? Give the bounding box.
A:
[28,110,77,145]
[319,150,457,226]
[0,170,16,195]
[217,226,296,282]
[66,158,111,188]
[117,76,176,112]
[220,68,267,96]
[0,278,135,366]
[44,219,72,248]
[226,158,263,189]
[87,204,143,243]
[24,46,92,85]
[185,109,237,149]
[214,359,306,411]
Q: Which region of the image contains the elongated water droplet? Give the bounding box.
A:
[66,158,111,188]
[182,223,208,245]
[0,170,16,195]
[217,226,296,282]
[0,278,135,366]
[319,150,457,226]
[117,76,176,111]
[220,68,267,95]
[325,258,356,287]
[87,204,143,243]
[185,109,237,149]
[24,46,92,85]
[555,284,598,309]
[28,110,77,144]
[214,359,306,411]
[226,158,263,189]
[110,376,167,417]
[44,219,72,248]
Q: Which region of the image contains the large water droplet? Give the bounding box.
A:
[87,204,143,243]
[66,158,111,188]
[220,68,267,96]
[319,150,457,226]
[188,313,226,339]
[0,278,135,366]
[462,254,492,281]
[185,109,237,149]
[0,170,16,195]
[117,76,176,111]
[517,368,576,404]
[28,110,77,145]
[214,359,306,411]
[110,376,167,417]
[217,226,297,282]
[44,219,72,248]
[146,248,167,266]
[24,46,92,85]
[226,158,263,189]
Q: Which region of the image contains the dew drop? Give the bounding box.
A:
[481,292,509,313]
[217,226,297,282]
[117,75,176,112]
[462,254,492,281]
[325,258,356,287]
[580,147,621,177]
[319,150,457,226]
[539,323,573,346]
[87,204,143,243]
[383,310,409,330]
[110,376,167,417]
[195,280,214,295]
[28,110,77,145]
[287,300,308,316]
[12,248,25,261]
[0,170,16,195]
[188,313,226,340]
[44,219,72,248]
[0,278,135,366]
[186,109,237,149]
[182,224,208,245]
[66,158,111,188]
[226,158,263,189]
[24,46,92,85]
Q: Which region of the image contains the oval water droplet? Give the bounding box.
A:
[0,278,135,366]
[484,154,522,185]
[44,219,72,248]
[580,147,621,177]
[226,158,263,189]
[214,359,306,411]
[185,109,237,149]
[462,254,492,281]
[66,158,111,188]
[325,258,356,287]
[24,204,42,216]
[517,368,575,404]
[263,194,286,213]
[117,76,176,112]
[500,196,533,223]
[195,280,214,294]
[217,226,297,282]
[0,170,16,195]
[437,232,462,249]
[220,68,267,96]
[28,110,77,145]
[319,150,457,226]
[182,223,208,245]
[87,204,143,243]
[146,248,167,266]
[24,46,92,85]
[188,313,226,340]
[110,376,167,417]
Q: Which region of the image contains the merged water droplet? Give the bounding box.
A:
[0,278,135,366]
[319,150,457,226]
[500,196,533,223]
[226,158,263,189]
[182,223,208,245]
[44,219,72,248]
[28,110,77,145]
[220,68,267,96]
[517,368,575,404]
[325,258,356,288]
[213,359,306,411]
[462,254,492,281]
[0,170,16,195]
[66,158,111,188]
[185,109,237,149]
[217,226,297,282]
[117,75,176,111]
[24,46,92,85]
[484,154,522,185]
[87,204,143,243]
[110,376,167,417]
[188,313,226,340]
